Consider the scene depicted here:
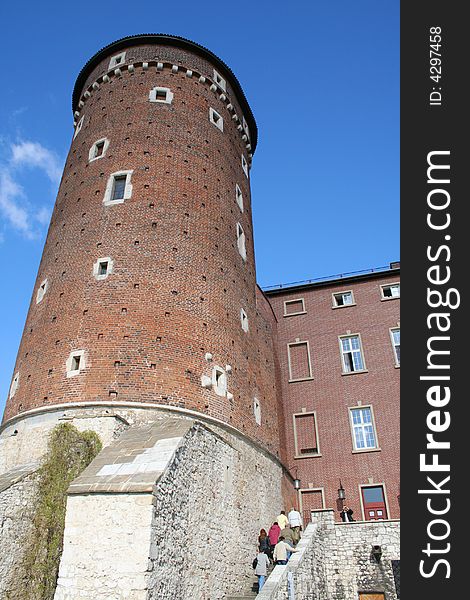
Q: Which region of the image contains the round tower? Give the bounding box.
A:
[2,35,281,457]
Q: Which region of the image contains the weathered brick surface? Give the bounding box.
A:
[266,273,400,520]
[3,41,281,457]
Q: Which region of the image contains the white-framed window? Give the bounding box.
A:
[242,116,250,140]
[293,411,321,457]
[149,87,173,104]
[66,350,86,378]
[209,108,224,131]
[253,397,261,426]
[332,290,355,308]
[349,406,378,451]
[93,257,114,280]
[339,334,366,373]
[381,282,400,300]
[283,298,306,317]
[36,278,48,304]
[240,308,249,332]
[390,327,400,366]
[73,116,84,140]
[109,52,126,70]
[235,184,244,212]
[287,341,313,382]
[88,138,110,162]
[9,372,19,399]
[236,223,246,260]
[103,170,133,206]
[241,154,249,178]
[212,366,227,396]
[213,69,226,91]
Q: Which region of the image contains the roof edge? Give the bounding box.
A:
[72,33,258,153]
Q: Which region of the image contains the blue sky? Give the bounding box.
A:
[0,0,399,413]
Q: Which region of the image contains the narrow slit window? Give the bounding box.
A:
[236,184,244,211]
[99,261,108,276]
[240,308,249,332]
[72,355,81,371]
[236,223,246,260]
[9,372,19,399]
[66,350,85,377]
[340,335,365,373]
[36,278,48,304]
[212,366,227,396]
[253,398,261,426]
[241,154,248,177]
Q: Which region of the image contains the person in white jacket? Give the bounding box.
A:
[254,548,271,590]
[288,507,303,544]
[273,536,298,565]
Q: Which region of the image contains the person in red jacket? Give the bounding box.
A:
[268,521,281,556]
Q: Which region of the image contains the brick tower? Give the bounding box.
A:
[2,34,282,457]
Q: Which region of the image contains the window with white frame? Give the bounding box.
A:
[93,257,114,280]
[212,366,227,396]
[109,52,126,69]
[73,116,84,140]
[349,406,377,450]
[9,372,19,399]
[381,282,400,299]
[236,184,244,212]
[213,69,226,91]
[88,138,110,162]
[284,298,306,316]
[149,87,173,104]
[36,278,48,304]
[287,341,313,382]
[241,154,248,178]
[253,397,261,426]
[66,350,86,378]
[333,290,354,307]
[103,170,133,206]
[340,335,366,373]
[240,308,249,332]
[390,328,400,366]
[236,223,246,260]
[209,108,224,131]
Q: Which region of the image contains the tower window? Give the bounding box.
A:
[235,184,244,212]
[66,350,86,378]
[240,308,249,332]
[36,278,48,304]
[381,282,400,299]
[73,116,84,140]
[149,87,173,104]
[253,398,261,426]
[9,372,19,399]
[213,69,226,91]
[103,171,133,206]
[212,366,227,396]
[236,223,246,260]
[89,138,110,162]
[241,154,248,178]
[340,334,366,373]
[109,52,126,70]
[209,108,224,131]
[332,290,355,308]
[93,257,114,280]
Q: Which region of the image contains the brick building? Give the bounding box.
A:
[264,265,400,522]
[0,34,399,598]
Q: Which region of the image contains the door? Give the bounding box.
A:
[361,486,387,520]
[359,594,385,600]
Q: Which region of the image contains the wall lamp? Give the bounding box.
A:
[338,480,346,501]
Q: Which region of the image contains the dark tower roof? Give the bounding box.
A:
[72,33,258,153]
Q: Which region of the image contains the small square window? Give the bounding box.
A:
[339,334,366,373]
[109,52,126,70]
[66,350,85,377]
[241,155,249,178]
[93,257,114,280]
[89,138,109,162]
[209,108,224,131]
[104,171,133,206]
[235,184,244,212]
[213,69,226,91]
[381,282,400,300]
[236,223,246,260]
[333,290,354,308]
[149,87,173,104]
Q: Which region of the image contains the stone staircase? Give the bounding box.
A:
[226,564,274,599]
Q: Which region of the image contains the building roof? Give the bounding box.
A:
[72,33,258,153]
[263,263,400,295]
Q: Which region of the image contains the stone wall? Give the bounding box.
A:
[54,417,283,599]
[0,466,39,598]
[257,510,400,600]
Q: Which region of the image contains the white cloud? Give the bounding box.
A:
[0,140,62,238]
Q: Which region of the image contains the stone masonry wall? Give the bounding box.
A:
[0,469,39,599]
[257,510,400,600]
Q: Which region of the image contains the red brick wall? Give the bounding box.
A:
[266,272,400,520]
[3,42,281,456]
